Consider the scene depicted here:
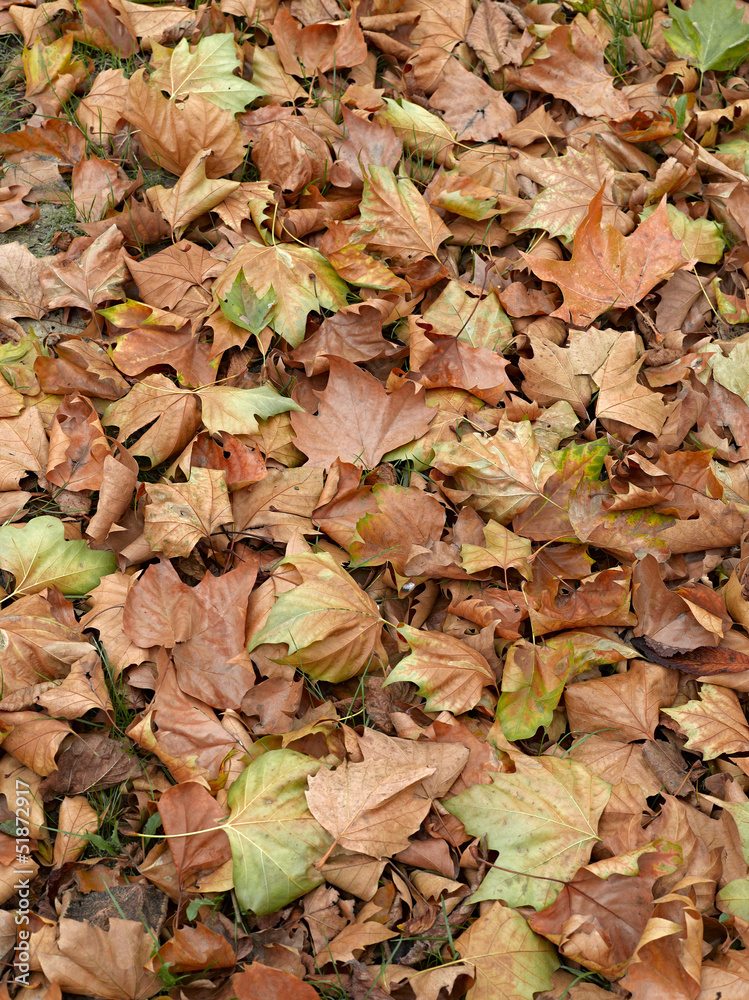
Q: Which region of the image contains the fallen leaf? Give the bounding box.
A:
[151,33,264,114]
[446,756,611,909]
[564,659,679,743]
[510,21,630,118]
[223,749,331,915]
[248,550,385,683]
[383,624,496,714]
[144,468,233,558]
[662,683,749,760]
[291,358,433,469]
[523,189,690,327]
[306,758,434,860]
[212,241,348,348]
[454,900,559,1000]
[38,918,162,1000]
[358,165,452,266]
[0,516,115,597]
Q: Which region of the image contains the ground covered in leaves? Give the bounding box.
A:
[6,0,749,998]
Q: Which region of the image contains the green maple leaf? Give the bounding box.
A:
[218,271,277,340]
[222,750,332,915]
[151,34,264,115]
[664,0,749,72]
[0,516,115,596]
[212,242,349,348]
[445,756,611,909]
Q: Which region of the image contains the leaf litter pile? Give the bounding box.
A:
[11,0,749,998]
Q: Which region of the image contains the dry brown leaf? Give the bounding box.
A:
[291,358,433,469]
[306,759,435,860]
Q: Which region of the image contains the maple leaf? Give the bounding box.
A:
[453,901,559,1000]
[123,70,246,178]
[528,844,682,978]
[498,631,637,741]
[222,749,332,916]
[248,550,385,683]
[446,756,611,909]
[0,516,115,597]
[664,0,749,73]
[306,758,434,862]
[523,189,691,327]
[515,144,633,242]
[358,165,452,266]
[511,20,629,118]
[384,624,496,714]
[40,225,130,315]
[431,422,554,524]
[103,374,200,467]
[147,149,239,238]
[144,469,233,558]
[212,241,348,348]
[150,33,264,114]
[290,358,434,470]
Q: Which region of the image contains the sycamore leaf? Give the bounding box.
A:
[431,423,554,525]
[223,749,331,916]
[454,901,559,1000]
[0,516,115,596]
[664,0,749,72]
[0,408,48,490]
[661,683,749,759]
[384,624,496,715]
[151,34,264,114]
[305,759,435,860]
[512,21,629,119]
[123,70,246,178]
[593,330,673,436]
[523,190,690,327]
[40,225,129,314]
[248,551,385,683]
[377,98,457,168]
[515,144,632,242]
[198,384,301,436]
[103,374,200,467]
[707,340,749,403]
[498,631,638,742]
[290,358,433,470]
[212,241,348,348]
[218,271,276,341]
[144,469,233,558]
[422,282,513,352]
[358,165,452,266]
[564,660,679,743]
[147,148,239,238]
[53,796,99,866]
[717,878,749,922]
[445,756,611,909]
[527,844,682,979]
[459,519,532,577]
